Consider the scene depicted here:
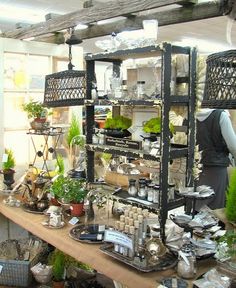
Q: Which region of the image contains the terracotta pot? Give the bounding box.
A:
[70,203,84,216]
[30,118,48,130]
[52,280,64,288]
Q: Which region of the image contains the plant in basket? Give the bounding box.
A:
[104,115,132,138]
[1,148,16,190]
[22,99,51,130]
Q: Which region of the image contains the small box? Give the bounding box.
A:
[104,171,148,188]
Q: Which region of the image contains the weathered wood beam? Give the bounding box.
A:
[2,0,191,40]
[36,1,224,44]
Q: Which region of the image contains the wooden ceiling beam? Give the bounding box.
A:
[2,0,191,40]
[36,1,223,44]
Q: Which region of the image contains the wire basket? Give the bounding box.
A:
[44,69,86,107]
[202,50,236,109]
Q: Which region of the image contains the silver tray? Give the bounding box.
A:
[100,243,178,272]
[69,224,106,244]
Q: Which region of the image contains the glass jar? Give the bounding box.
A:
[177,245,196,279]
[138,178,147,199]
[147,183,154,202]
[153,185,159,204]
[143,138,151,152]
[136,81,145,99]
[128,179,137,196]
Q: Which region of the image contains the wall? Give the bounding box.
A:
[0,37,84,240]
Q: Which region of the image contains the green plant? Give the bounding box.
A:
[22,100,50,119]
[218,230,236,258]
[143,117,175,134]
[226,168,236,222]
[104,115,132,130]
[49,175,88,204]
[66,114,81,148]
[2,149,15,171]
[55,154,65,175]
[48,249,65,282]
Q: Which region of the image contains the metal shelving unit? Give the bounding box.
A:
[85,42,197,240]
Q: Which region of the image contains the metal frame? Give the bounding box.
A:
[85,44,197,241]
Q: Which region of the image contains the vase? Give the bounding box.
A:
[1,169,15,190]
[70,203,84,216]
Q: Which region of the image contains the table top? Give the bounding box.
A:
[0,194,216,288]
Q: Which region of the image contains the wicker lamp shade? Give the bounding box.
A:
[202,49,236,109]
[44,28,86,107]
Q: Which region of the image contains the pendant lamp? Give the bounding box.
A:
[44,28,86,107]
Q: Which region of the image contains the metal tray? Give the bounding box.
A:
[100,243,178,272]
[69,224,106,244]
[22,203,46,214]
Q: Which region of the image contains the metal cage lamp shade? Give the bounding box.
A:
[44,28,86,107]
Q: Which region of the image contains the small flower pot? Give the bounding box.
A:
[52,280,64,288]
[70,203,84,216]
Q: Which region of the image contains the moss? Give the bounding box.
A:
[104,115,132,130]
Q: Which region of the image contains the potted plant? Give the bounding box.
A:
[64,114,85,176]
[226,168,236,224]
[49,175,88,216]
[218,230,236,268]
[143,117,175,141]
[1,148,15,190]
[22,99,51,130]
[48,249,65,288]
[104,115,132,138]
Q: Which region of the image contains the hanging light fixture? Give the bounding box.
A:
[44,28,86,107]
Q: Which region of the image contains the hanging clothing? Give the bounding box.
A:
[195,109,236,210]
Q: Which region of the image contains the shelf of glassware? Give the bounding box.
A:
[85,143,188,160]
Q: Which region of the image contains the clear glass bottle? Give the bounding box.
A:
[147,183,154,202]
[138,178,147,199]
[136,81,145,99]
[128,179,137,196]
[153,185,159,204]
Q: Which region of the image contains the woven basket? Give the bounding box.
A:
[202,49,236,109]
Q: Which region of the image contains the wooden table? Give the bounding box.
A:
[0,195,216,288]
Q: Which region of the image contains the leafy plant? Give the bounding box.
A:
[2,149,15,171]
[22,100,50,119]
[143,117,175,134]
[143,117,161,133]
[218,230,236,258]
[104,115,132,130]
[55,154,65,175]
[226,168,236,222]
[48,249,65,282]
[66,114,81,148]
[49,175,88,204]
